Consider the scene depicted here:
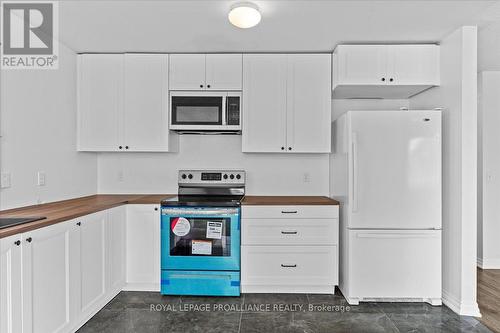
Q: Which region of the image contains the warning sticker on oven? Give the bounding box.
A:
[192,240,212,255]
[171,217,190,237]
[206,221,223,239]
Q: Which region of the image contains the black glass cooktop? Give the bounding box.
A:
[161,195,244,207]
[0,217,47,230]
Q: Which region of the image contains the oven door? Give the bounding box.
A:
[170,92,224,130]
[161,207,240,271]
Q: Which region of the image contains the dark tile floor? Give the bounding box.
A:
[77,290,492,333]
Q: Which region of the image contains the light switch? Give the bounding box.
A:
[37,171,46,186]
[1,173,11,188]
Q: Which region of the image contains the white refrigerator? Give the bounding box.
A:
[330,110,442,305]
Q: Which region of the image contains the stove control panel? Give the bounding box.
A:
[178,170,245,185]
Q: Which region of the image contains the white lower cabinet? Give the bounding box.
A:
[125,205,160,291]
[0,207,127,333]
[0,235,23,333]
[241,205,339,294]
[106,207,126,293]
[77,212,106,316]
[242,246,337,294]
[22,220,79,333]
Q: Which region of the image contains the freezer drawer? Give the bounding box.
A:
[242,218,338,245]
[346,229,441,302]
[241,245,337,293]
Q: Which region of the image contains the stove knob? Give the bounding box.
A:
[236,174,241,180]
[188,174,193,179]
[181,174,187,179]
[223,174,228,179]
[230,174,235,179]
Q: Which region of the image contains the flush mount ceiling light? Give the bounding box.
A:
[228,2,261,29]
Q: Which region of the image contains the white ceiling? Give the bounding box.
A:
[58,0,500,53]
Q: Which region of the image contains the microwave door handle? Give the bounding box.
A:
[222,96,227,126]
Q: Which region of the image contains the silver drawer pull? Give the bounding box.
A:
[281,211,298,214]
[281,264,297,268]
[281,231,298,235]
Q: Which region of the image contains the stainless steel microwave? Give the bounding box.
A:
[169,91,241,133]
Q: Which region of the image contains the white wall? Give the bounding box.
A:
[0,43,98,210]
[332,99,410,121]
[410,26,479,316]
[477,71,500,269]
[97,135,329,195]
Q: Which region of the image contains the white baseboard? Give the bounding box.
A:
[442,289,481,317]
[477,257,500,269]
[69,284,124,333]
[123,282,160,292]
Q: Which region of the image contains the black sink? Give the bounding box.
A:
[0,217,47,230]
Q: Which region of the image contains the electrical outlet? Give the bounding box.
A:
[117,170,124,182]
[37,171,46,186]
[1,173,11,188]
[303,172,311,183]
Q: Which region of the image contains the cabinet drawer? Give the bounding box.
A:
[242,205,338,219]
[241,245,337,288]
[242,219,338,245]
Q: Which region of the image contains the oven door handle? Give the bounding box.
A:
[161,207,239,216]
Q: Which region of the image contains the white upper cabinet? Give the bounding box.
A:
[286,54,331,153]
[242,54,288,153]
[123,54,175,152]
[169,54,242,90]
[169,54,206,90]
[77,54,122,151]
[242,54,331,153]
[335,45,387,85]
[333,44,440,98]
[77,53,177,152]
[387,45,440,85]
[205,54,242,90]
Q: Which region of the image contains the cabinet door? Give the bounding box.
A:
[169,54,206,90]
[106,207,126,293]
[78,212,106,316]
[387,45,440,85]
[205,54,242,90]
[242,54,288,152]
[123,54,173,151]
[286,54,331,153]
[22,221,78,333]
[77,54,123,151]
[0,235,23,333]
[336,45,388,84]
[126,205,160,291]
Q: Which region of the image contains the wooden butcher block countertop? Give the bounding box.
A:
[0,194,175,239]
[0,195,339,239]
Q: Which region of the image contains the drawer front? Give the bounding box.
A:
[348,230,441,299]
[161,270,240,296]
[242,219,338,245]
[242,205,339,219]
[241,245,337,286]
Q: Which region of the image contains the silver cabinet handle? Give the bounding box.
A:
[281,231,298,235]
[281,264,297,268]
[281,211,298,214]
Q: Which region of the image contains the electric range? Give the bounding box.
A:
[160,169,245,296]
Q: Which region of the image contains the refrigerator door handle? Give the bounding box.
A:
[352,132,358,212]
